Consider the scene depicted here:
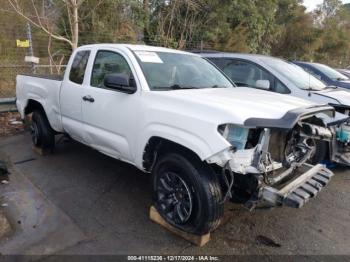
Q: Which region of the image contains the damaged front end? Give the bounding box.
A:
[207,106,338,209]
[327,110,350,166]
[320,104,350,166]
[332,124,350,165]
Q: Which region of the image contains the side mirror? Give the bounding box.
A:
[104,73,136,94]
[255,80,270,90]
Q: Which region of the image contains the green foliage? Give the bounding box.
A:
[2,0,350,67]
[76,0,144,45]
[345,3,350,13]
[272,3,322,60]
[202,0,282,54]
[312,0,350,66]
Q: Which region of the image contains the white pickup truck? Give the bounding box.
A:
[16,44,340,235]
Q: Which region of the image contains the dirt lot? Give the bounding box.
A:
[0,133,349,255]
[0,209,11,239]
[0,112,24,137]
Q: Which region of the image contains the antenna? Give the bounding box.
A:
[308,68,311,97]
[308,32,312,96]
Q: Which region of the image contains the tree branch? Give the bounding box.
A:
[7,0,73,48]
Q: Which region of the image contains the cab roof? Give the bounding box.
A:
[76,43,195,56]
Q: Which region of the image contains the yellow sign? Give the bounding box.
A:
[16,39,30,48]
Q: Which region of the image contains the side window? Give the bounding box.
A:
[274,79,290,94]
[91,51,133,88]
[69,51,90,84]
[302,66,322,80]
[222,59,274,89]
[207,57,226,68]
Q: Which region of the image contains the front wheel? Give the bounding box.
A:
[151,152,224,235]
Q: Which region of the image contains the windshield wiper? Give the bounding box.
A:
[153,84,227,90]
[334,77,348,81]
[153,84,198,91]
[169,84,198,90]
[304,87,320,91]
[325,85,338,89]
[211,85,227,88]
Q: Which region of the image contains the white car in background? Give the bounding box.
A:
[201,53,350,166]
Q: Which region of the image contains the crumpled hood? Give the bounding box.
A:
[313,88,350,106]
[149,87,321,125]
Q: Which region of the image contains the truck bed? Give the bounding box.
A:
[19,74,64,81]
[16,74,64,132]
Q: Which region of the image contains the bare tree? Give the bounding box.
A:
[48,35,66,74]
[143,0,150,42]
[7,0,85,50]
[152,0,210,49]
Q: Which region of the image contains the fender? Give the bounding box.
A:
[22,96,62,132]
[135,123,230,170]
[16,75,63,132]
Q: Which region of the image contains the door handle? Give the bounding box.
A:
[82,95,95,103]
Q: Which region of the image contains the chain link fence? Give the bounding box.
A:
[0,36,210,99]
[0,65,30,98]
[0,33,71,99]
[0,64,67,98]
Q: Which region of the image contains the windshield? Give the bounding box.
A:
[134,51,234,91]
[263,58,327,91]
[311,63,349,81]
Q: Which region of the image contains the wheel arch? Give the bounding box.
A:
[23,99,62,132]
[24,99,46,115]
[142,136,207,172]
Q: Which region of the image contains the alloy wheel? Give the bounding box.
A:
[156,171,193,225]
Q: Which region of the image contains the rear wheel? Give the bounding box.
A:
[30,110,55,150]
[152,152,224,235]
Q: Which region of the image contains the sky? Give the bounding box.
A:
[303,0,350,11]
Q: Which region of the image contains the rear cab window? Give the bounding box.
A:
[69,50,91,84]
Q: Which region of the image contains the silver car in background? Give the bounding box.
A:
[201,53,350,166]
[337,69,350,79]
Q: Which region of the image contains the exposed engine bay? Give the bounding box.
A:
[208,107,344,209]
[332,122,350,164]
[327,106,350,166]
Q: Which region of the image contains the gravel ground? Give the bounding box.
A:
[0,210,11,240]
[0,159,11,241]
[0,133,349,255]
[0,111,24,137]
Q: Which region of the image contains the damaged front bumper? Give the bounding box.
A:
[260,163,333,208]
[209,105,339,210]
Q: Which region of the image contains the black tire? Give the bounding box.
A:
[309,140,329,165]
[152,152,224,235]
[31,110,55,150]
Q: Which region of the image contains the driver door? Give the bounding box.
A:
[81,49,139,162]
